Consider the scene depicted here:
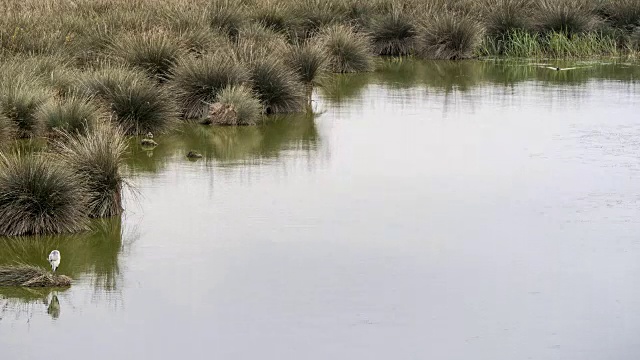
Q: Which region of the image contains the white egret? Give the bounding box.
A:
[48,250,61,273]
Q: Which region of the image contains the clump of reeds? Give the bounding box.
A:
[285,40,328,85]
[37,94,105,134]
[0,265,71,287]
[81,65,178,135]
[53,122,127,218]
[171,53,249,118]
[417,13,484,60]
[533,0,597,35]
[0,152,88,236]
[246,55,306,113]
[0,80,51,138]
[318,24,374,73]
[369,6,418,56]
[215,85,263,125]
[110,31,184,81]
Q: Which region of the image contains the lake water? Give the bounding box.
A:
[1,59,640,359]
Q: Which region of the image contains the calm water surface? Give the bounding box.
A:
[1,60,640,359]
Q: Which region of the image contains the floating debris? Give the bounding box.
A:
[0,265,72,287]
[186,150,203,159]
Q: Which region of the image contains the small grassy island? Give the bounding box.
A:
[0,0,638,237]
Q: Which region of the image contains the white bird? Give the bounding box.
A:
[48,250,61,273]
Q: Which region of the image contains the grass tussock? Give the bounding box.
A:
[286,40,328,84]
[171,53,249,118]
[287,0,347,40]
[0,152,88,236]
[418,13,484,60]
[481,0,533,38]
[111,31,184,81]
[598,0,640,31]
[38,95,105,134]
[246,55,306,113]
[215,85,263,125]
[370,6,418,56]
[0,265,72,287]
[208,0,247,39]
[533,0,597,35]
[0,80,51,139]
[81,65,178,135]
[54,122,128,218]
[319,24,374,73]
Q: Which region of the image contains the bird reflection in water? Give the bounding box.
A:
[46,292,60,319]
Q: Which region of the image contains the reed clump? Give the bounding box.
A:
[319,24,374,73]
[215,85,263,125]
[0,265,71,287]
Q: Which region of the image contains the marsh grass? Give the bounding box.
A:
[481,0,533,39]
[246,55,306,113]
[599,0,640,31]
[110,31,184,81]
[286,40,328,85]
[319,24,374,73]
[38,95,105,134]
[215,85,263,125]
[369,6,417,56]
[208,0,247,39]
[81,65,178,135]
[0,152,88,236]
[533,0,597,35]
[418,13,484,60]
[53,122,128,218]
[0,265,72,287]
[0,80,51,139]
[171,53,249,118]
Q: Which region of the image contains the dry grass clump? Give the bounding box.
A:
[81,65,178,135]
[246,55,306,113]
[208,0,247,39]
[0,265,71,287]
[38,95,105,134]
[54,122,128,218]
[533,0,597,35]
[286,40,328,85]
[0,79,51,139]
[215,85,263,125]
[171,53,250,118]
[417,13,484,60]
[318,24,374,73]
[598,0,640,31]
[110,31,184,81]
[0,152,88,236]
[481,0,533,38]
[369,6,418,56]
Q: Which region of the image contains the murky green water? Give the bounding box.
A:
[1,59,640,359]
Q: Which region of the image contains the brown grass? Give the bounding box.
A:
[0,265,72,287]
